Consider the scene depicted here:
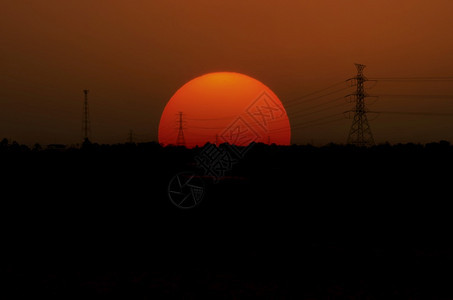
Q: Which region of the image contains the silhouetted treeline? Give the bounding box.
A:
[1,137,452,154]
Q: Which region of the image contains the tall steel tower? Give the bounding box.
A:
[128,130,134,144]
[83,89,91,142]
[346,64,375,146]
[176,112,186,146]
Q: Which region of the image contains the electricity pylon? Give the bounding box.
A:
[346,64,375,146]
[83,89,91,142]
[176,112,186,146]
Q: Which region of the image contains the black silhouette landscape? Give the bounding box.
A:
[3,1,453,298]
[2,139,452,298]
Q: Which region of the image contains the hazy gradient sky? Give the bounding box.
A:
[1,0,453,145]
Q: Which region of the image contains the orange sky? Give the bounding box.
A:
[1,0,453,145]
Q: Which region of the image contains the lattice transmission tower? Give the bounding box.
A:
[176,112,186,146]
[83,89,91,142]
[128,130,134,144]
[346,64,375,146]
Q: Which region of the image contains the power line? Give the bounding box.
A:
[277,112,344,130]
[295,117,346,130]
[270,116,345,134]
[284,81,347,106]
[186,115,239,121]
[187,126,228,130]
[174,82,351,132]
[260,92,351,128]
[287,97,349,119]
[370,111,453,117]
[282,95,345,118]
[375,94,453,99]
[284,86,351,108]
[370,77,453,81]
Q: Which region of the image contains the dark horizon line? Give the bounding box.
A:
[0,137,452,150]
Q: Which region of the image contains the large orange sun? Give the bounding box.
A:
[158,72,291,148]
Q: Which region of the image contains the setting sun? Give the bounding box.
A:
[158,72,291,148]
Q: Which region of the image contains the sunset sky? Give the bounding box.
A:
[1,0,453,146]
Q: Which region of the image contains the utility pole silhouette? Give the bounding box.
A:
[176,112,186,146]
[346,64,375,146]
[83,89,91,142]
[128,130,134,144]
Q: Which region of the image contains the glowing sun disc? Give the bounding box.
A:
[158,72,291,148]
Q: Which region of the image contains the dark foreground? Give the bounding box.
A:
[1,142,453,299]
